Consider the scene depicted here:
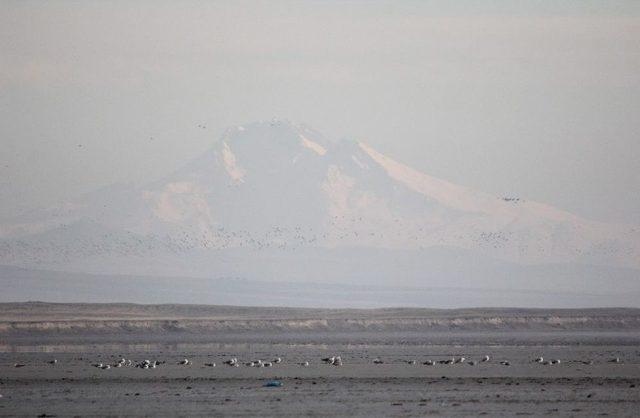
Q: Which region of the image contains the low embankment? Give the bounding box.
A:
[2,302,640,337]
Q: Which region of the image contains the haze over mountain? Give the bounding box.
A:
[1,121,639,306]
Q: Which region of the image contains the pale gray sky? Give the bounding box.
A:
[1,0,639,224]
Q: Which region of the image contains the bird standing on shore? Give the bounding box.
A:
[224,358,238,366]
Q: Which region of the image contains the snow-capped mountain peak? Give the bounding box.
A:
[1,121,638,283]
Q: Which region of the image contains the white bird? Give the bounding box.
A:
[407,360,416,365]
[499,361,510,366]
[332,356,342,366]
[609,357,621,363]
[101,365,111,370]
[534,357,544,363]
[423,360,435,366]
[481,355,490,362]
[179,359,190,365]
[551,359,561,365]
[48,359,57,365]
[273,357,282,364]
[373,358,384,364]
[468,361,478,366]
[264,362,273,367]
[300,361,309,367]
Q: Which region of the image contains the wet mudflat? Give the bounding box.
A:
[1,343,639,417]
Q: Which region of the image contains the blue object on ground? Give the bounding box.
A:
[264,380,283,387]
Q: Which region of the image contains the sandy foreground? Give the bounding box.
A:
[1,303,640,416]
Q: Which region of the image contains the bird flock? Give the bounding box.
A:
[12,355,626,370]
[83,356,313,370]
[417,356,489,366]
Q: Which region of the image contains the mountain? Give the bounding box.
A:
[1,120,639,301]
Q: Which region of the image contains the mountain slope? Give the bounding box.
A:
[0,120,638,290]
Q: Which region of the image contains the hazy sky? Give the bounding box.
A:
[1,0,639,224]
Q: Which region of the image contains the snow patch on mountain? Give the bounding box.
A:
[358,141,500,215]
[143,182,214,225]
[300,134,327,156]
[221,142,246,182]
[322,165,355,220]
